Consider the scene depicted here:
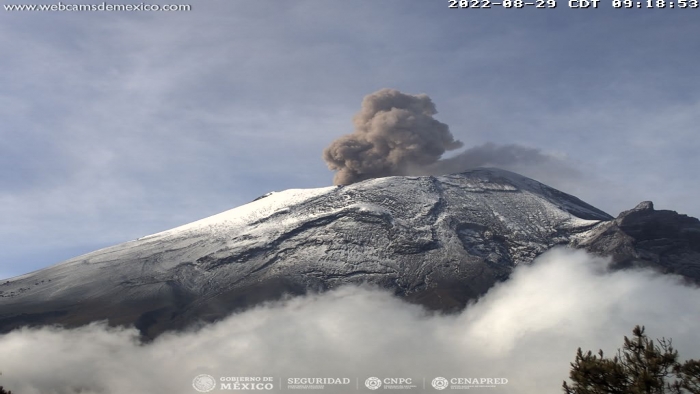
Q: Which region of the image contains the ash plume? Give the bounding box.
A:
[420,142,582,181]
[324,89,584,187]
[322,89,463,185]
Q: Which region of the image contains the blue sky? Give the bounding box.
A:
[1,1,699,279]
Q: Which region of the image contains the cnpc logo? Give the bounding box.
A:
[365,377,382,390]
[365,377,414,390]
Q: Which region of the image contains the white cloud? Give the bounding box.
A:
[1,248,698,394]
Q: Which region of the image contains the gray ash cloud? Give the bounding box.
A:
[322,89,463,185]
[323,89,578,185]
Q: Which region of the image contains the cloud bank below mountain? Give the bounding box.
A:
[1,248,698,394]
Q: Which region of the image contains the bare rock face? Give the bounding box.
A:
[574,200,700,282]
[0,168,696,339]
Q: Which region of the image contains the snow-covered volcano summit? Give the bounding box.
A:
[1,168,696,338]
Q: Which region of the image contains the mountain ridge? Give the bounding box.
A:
[0,168,696,338]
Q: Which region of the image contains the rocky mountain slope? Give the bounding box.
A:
[574,200,700,281]
[0,168,697,338]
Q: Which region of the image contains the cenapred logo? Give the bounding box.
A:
[431,376,509,390]
[365,377,382,390]
[431,377,449,391]
[192,374,217,393]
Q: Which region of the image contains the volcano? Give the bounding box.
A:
[1,168,698,338]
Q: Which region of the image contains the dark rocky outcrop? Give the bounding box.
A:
[575,201,700,283]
